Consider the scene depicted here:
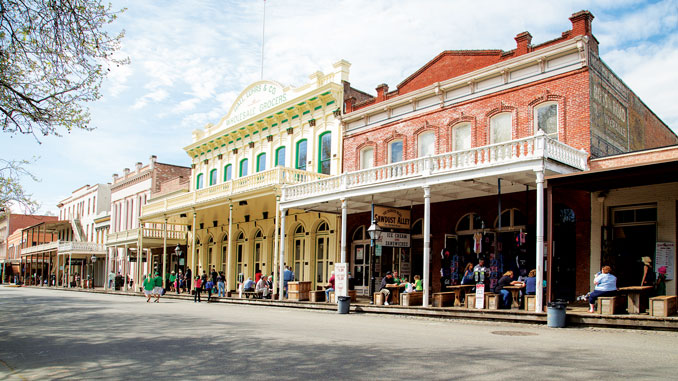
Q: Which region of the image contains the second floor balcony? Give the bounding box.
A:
[106,226,188,247]
[21,241,106,256]
[142,166,328,219]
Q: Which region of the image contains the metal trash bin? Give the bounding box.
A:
[546,300,567,328]
[337,296,351,314]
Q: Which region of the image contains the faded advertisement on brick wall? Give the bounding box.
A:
[589,53,629,158]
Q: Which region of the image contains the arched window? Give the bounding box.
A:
[209,169,217,186]
[360,147,374,169]
[389,140,403,163]
[236,231,245,281]
[316,221,330,284]
[195,173,204,190]
[318,132,331,174]
[417,131,435,157]
[253,228,264,276]
[296,139,307,170]
[535,102,558,140]
[293,224,306,281]
[239,159,248,177]
[275,146,286,167]
[494,208,526,229]
[256,153,266,172]
[456,213,485,233]
[452,122,471,151]
[490,113,512,144]
[223,164,232,181]
[353,226,366,241]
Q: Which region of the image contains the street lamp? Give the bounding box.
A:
[174,244,182,270]
[366,219,383,301]
[90,255,97,289]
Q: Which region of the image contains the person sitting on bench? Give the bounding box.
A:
[242,277,255,292]
[379,271,395,305]
[588,265,617,313]
[325,271,335,302]
[255,276,269,298]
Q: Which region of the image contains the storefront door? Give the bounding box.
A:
[351,243,370,296]
[293,237,306,281]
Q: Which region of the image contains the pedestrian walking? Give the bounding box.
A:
[153,272,163,303]
[194,276,203,303]
[205,278,214,302]
[142,275,154,303]
[185,267,192,294]
[176,270,183,294]
[217,272,225,297]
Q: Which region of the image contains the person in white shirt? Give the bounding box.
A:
[255,276,269,298]
[588,265,617,313]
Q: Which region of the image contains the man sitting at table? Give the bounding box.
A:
[494,270,523,309]
[392,271,402,285]
[379,271,395,305]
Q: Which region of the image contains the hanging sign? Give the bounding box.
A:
[377,232,411,248]
[334,263,348,297]
[374,206,411,230]
[656,242,675,281]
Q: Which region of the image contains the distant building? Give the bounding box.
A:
[0,213,57,283]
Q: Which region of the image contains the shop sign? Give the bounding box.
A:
[334,263,348,297]
[224,81,287,129]
[377,232,410,248]
[475,284,485,309]
[656,242,675,281]
[374,206,411,230]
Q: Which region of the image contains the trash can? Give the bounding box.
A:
[546,300,567,328]
[337,296,351,314]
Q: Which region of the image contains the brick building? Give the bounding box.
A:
[281,10,678,310]
[0,213,57,283]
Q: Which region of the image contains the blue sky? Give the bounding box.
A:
[2,0,677,215]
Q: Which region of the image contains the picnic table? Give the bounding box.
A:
[446,284,476,306]
[503,284,525,309]
[617,286,654,314]
[385,284,407,305]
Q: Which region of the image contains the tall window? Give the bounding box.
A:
[418,131,435,157]
[209,169,217,186]
[239,159,248,177]
[452,122,471,151]
[318,132,331,174]
[316,221,330,284]
[223,164,232,181]
[275,146,286,167]
[360,147,374,169]
[389,140,403,163]
[196,173,204,189]
[257,153,266,172]
[490,113,512,144]
[296,139,307,170]
[535,103,558,139]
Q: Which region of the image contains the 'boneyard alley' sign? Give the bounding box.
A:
[374,205,411,230]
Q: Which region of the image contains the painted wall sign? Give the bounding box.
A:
[377,232,411,248]
[223,81,287,129]
[374,205,411,230]
[656,242,675,281]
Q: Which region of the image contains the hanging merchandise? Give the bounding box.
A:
[473,232,482,254]
[451,253,460,284]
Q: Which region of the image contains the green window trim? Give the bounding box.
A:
[275,146,286,167]
[256,153,267,172]
[209,169,217,186]
[223,164,232,181]
[239,159,249,177]
[295,139,308,170]
[318,131,331,174]
[196,173,204,190]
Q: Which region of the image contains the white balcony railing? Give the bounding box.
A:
[284,134,588,202]
[20,241,105,256]
[143,167,329,216]
[106,227,187,245]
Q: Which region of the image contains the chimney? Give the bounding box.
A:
[149,155,157,170]
[376,83,389,102]
[135,162,143,173]
[569,10,594,37]
[345,97,356,113]
[514,31,532,55]
[123,168,130,177]
[112,173,119,182]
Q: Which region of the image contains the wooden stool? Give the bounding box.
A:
[524,295,536,311]
[649,295,677,317]
[374,292,384,305]
[466,295,476,309]
[485,293,500,310]
[348,289,357,302]
[598,296,625,315]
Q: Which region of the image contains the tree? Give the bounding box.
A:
[0,0,128,138]
[0,158,38,213]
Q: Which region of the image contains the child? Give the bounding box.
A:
[403,276,413,293]
[656,266,667,296]
[412,275,423,292]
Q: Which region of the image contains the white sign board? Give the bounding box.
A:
[656,242,675,281]
[377,232,411,248]
[475,284,485,309]
[223,81,287,129]
[334,263,348,297]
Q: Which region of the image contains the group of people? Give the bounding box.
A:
[193,268,227,302]
[587,256,668,313]
[241,271,274,298]
[378,271,423,305]
[142,272,164,302]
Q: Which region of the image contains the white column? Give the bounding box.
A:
[341,199,347,263]
[104,247,109,290]
[191,212,197,285]
[123,244,128,291]
[227,205,234,291]
[68,253,72,288]
[423,186,431,307]
[278,207,286,301]
[163,218,168,289]
[273,196,280,296]
[535,170,545,312]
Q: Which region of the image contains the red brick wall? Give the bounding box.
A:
[344,70,591,172]
[152,164,191,195]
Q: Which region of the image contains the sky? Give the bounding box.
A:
[2,0,677,215]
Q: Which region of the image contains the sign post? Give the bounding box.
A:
[335,263,348,297]
[475,284,485,309]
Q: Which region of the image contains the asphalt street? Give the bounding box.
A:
[0,286,676,380]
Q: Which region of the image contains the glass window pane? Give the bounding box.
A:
[257,153,266,172]
[537,104,558,136]
[224,165,232,181]
[453,123,471,151]
[240,159,248,177]
[209,169,217,185]
[490,113,512,144]
[361,147,374,169]
[418,132,434,157]
[276,147,285,167]
[390,141,403,163]
[320,133,331,174]
[635,208,657,222]
[196,174,203,189]
[297,140,307,170]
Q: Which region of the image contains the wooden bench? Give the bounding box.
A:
[242,291,262,299]
[485,293,500,310]
[598,296,625,315]
[649,295,678,317]
[432,292,455,307]
[401,291,424,306]
[309,290,326,303]
[524,295,536,311]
